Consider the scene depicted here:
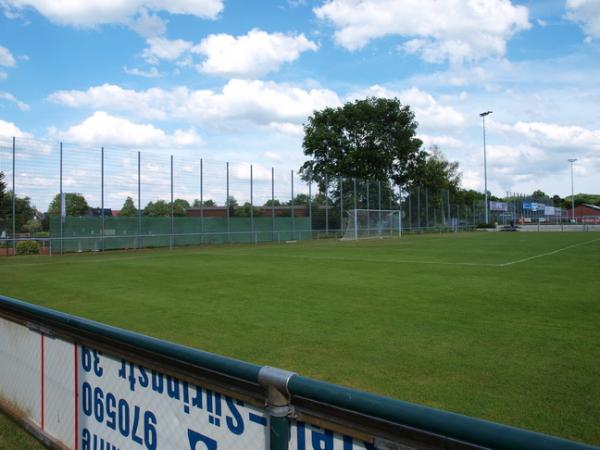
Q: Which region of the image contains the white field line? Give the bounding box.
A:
[499,237,600,267]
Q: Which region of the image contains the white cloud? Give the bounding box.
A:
[490,120,600,152]
[0,45,16,67]
[49,80,341,133]
[193,29,318,77]
[566,0,600,40]
[128,8,166,38]
[142,37,193,64]
[0,118,30,137]
[263,151,282,161]
[314,0,530,63]
[123,66,161,78]
[49,111,203,147]
[1,0,223,29]
[348,85,465,129]
[419,134,463,149]
[0,91,30,111]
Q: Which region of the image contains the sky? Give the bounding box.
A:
[0,0,599,205]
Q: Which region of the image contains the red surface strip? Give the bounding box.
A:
[74,344,78,450]
[40,334,44,430]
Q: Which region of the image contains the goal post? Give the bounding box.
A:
[341,209,402,240]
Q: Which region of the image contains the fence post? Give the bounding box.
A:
[59,142,63,255]
[200,158,204,241]
[399,185,402,238]
[308,177,312,238]
[258,367,294,450]
[378,180,382,230]
[226,161,230,242]
[11,136,15,256]
[325,174,329,237]
[290,170,294,239]
[425,189,429,229]
[137,151,142,249]
[353,178,357,240]
[339,176,343,235]
[250,164,254,240]
[101,147,105,251]
[272,167,275,242]
[170,155,174,249]
[408,189,412,231]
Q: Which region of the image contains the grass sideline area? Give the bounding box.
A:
[0,413,45,449]
[0,232,599,445]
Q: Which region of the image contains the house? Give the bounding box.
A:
[566,204,600,223]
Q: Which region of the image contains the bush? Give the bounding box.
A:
[16,240,40,255]
[476,222,496,229]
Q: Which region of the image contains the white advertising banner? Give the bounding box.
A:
[0,317,378,450]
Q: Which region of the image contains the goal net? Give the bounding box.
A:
[341,209,401,240]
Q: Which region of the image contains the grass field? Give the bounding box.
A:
[1,232,599,446]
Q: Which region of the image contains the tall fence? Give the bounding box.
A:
[1,295,597,450]
[5,136,593,257]
[1,136,490,255]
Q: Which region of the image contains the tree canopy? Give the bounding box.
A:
[48,193,89,216]
[414,146,461,192]
[143,199,190,217]
[299,97,425,188]
[120,197,137,217]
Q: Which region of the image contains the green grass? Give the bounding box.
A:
[1,232,599,445]
[0,413,45,449]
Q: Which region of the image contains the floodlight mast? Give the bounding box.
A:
[480,111,493,224]
[568,158,577,223]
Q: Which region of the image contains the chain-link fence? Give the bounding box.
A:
[3,135,587,256]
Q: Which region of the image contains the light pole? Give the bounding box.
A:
[568,158,577,223]
[480,111,493,223]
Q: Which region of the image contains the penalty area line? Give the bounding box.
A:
[499,237,600,267]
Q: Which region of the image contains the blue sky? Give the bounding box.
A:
[0,0,599,206]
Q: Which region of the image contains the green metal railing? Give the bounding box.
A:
[0,294,597,450]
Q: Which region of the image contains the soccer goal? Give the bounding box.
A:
[341,209,402,240]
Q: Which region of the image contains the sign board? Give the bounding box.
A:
[544,206,556,216]
[489,201,508,212]
[0,317,375,450]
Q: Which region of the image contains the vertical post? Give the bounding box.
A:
[378,181,382,235]
[408,191,412,231]
[366,180,370,237]
[59,142,63,255]
[353,178,358,240]
[569,159,577,223]
[226,162,230,241]
[137,151,141,249]
[339,176,343,235]
[271,167,275,241]
[101,147,105,251]
[170,155,174,249]
[200,158,204,238]
[325,174,329,236]
[417,186,421,228]
[290,170,295,239]
[398,185,402,238]
[447,190,451,228]
[308,178,312,237]
[250,164,254,239]
[11,137,16,256]
[425,189,429,229]
[480,111,492,224]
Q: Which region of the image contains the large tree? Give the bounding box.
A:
[48,193,89,216]
[299,97,425,188]
[0,171,6,230]
[120,197,137,217]
[413,146,461,192]
[2,192,36,232]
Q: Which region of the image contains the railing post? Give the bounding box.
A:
[308,178,312,238]
[226,161,230,243]
[339,176,343,235]
[324,174,329,237]
[258,366,295,450]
